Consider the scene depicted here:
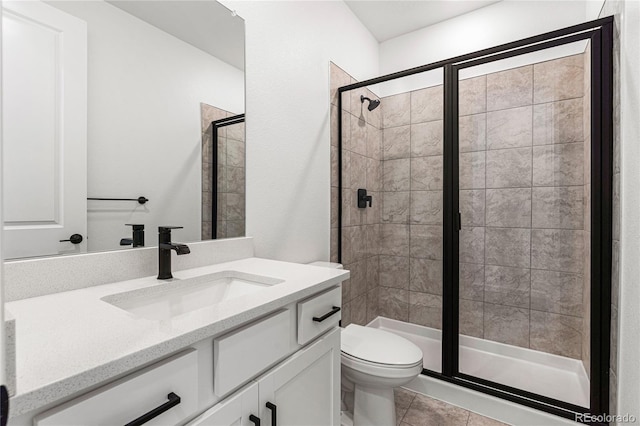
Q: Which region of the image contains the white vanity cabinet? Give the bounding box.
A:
[14,283,343,426]
[189,327,340,426]
[186,383,259,426]
[213,310,292,397]
[33,350,199,426]
[257,327,340,426]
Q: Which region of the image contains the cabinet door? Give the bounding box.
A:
[187,382,259,426]
[258,328,340,426]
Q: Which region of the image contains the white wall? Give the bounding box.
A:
[604,0,640,419]
[48,1,244,250]
[586,0,606,20]
[220,0,379,262]
[376,0,595,96]
[0,0,5,392]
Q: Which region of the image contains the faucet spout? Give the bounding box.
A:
[173,243,191,255]
[160,242,190,255]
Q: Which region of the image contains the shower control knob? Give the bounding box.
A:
[60,234,83,244]
[357,188,373,208]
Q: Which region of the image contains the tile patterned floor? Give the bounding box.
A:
[395,388,511,426]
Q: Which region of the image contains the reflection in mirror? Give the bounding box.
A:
[200,105,245,240]
[1,0,245,260]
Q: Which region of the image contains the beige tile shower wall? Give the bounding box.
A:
[469,55,587,360]
[330,63,382,326]
[379,86,445,328]
[200,103,246,240]
[377,54,589,361]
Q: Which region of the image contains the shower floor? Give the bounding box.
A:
[367,317,590,408]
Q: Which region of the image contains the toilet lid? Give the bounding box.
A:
[341,324,422,366]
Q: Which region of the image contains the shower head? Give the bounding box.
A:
[360,95,381,111]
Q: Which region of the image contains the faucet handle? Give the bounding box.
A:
[159,226,183,233]
[125,224,145,230]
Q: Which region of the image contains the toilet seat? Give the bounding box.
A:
[341,351,423,379]
[340,324,423,376]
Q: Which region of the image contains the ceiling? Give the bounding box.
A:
[108,1,245,70]
[344,0,502,42]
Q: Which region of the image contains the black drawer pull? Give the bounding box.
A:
[249,414,261,425]
[266,402,277,425]
[312,306,341,322]
[124,392,181,426]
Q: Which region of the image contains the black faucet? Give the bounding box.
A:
[158,226,191,280]
[120,224,145,247]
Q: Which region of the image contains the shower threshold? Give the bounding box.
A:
[367,317,589,408]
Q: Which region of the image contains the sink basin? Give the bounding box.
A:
[101,271,284,320]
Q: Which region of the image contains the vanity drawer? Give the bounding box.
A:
[34,350,198,426]
[214,309,291,397]
[297,286,341,345]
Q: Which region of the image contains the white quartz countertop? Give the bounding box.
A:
[6,257,349,417]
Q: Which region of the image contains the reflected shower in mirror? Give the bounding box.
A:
[1,0,245,260]
[200,105,245,240]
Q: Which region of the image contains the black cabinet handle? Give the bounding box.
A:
[266,402,277,425]
[1,385,9,426]
[124,392,181,426]
[59,234,83,244]
[249,414,261,425]
[312,306,341,322]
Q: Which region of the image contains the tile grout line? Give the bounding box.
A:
[529,70,534,351]
[388,93,584,122]
[398,390,417,426]
[405,94,413,322]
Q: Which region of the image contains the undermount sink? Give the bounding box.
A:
[101,271,284,320]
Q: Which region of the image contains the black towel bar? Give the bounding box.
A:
[88,196,148,205]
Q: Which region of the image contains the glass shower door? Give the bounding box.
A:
[455,41,593,408]
[374,69,445,373]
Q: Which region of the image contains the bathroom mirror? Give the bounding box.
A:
[1,0,245,259]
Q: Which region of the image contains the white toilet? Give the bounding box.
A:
[307,262,423,426]
[341,324,423,426]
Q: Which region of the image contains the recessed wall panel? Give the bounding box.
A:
[3,12,59,223]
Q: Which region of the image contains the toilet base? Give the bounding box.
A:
[353,384,396,426]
